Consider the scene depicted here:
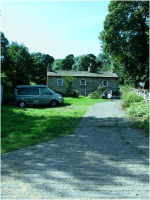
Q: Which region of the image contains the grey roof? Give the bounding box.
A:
[47,70,119,78]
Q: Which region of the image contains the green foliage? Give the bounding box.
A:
[122,92,143,108]
[4,42,34,87]
[88,92,102,99]
[126,100,149,119]
[59,54,75,70]
[99,1,149,88]
[89,85,105,99]
[121,85,149,137]
[74,54,101,72]
[97,85,105,95]
[31,52,54,85]
[1,32,10,73]
[1,32,54,87]
[62,73,76,96]
[51,59,62,70]
[97,52,111,71]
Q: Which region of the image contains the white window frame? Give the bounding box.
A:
[80,79,86,86]
[57,79,63,86]
[102,80,108,87]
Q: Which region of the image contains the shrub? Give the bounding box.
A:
[89,92,102,99]
[122,92,143,108]
[71,90,79,97]
[97,85,105,95]
[126,100,149,119]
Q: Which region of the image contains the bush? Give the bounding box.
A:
[54,89,79,97]
[126,100,149,119]
[88,92,102,99]
[121,92,143,108]
[71,90,79,97]
[97,85,105,95]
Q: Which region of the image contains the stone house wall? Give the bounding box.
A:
[47,76,119,96]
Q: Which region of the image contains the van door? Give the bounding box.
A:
[25,88,40,104]
[39,88,53,104]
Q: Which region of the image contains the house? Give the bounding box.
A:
[47,66,119,96]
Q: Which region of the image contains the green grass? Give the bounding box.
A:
[1,96,109,154]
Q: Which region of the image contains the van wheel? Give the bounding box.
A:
[19,101,26,108]
[51,100,58,107]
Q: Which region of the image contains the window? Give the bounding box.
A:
[102,80,108,87]
[80,80,86,86]
[17,89,26,95]
[57,79,63,86]
[33,89,39,95]
[41,88,51,95]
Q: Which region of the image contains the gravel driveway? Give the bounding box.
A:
[1,100,149,199]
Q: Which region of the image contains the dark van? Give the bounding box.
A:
[14,85,64,108]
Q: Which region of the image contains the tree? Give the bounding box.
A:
[31,53,54,84]
[74,54,101,72]
[59,54,75,70]
[1,32,10,73]
[5,42,34,86]
[99,1,149,87]
[97,52,111,71]
[51,59,62,70]
[62,73,76,96]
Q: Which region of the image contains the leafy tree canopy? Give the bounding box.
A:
[31,53,54,85]
[99,1,149,87]
[52,59,62,70]
[1,32,10,73]
[73,54,102,72]
[59,54,75,70]
[5,42,34,86]
[97,52,111,71]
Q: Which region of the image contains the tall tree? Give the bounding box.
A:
[1,32,10,73]
[5,42,34,86]
[75,54,101,72]
[99,1,149,87]
[59,54,75,70]
[31,53,54,84]
[97,52,111,71]
[52,59,62,70]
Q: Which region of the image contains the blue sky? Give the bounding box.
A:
[1,1,110,60]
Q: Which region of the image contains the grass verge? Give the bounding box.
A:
[1,96,109,154]
[120,84,149,137]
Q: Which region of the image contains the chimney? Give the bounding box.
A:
[47,63,52,72]
[88,63,92,73]
[111,68,114,73]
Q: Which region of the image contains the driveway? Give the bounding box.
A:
[1,100,149,199]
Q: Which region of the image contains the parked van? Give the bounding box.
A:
[14,85,64,108]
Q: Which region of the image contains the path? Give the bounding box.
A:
[1,100,149,199]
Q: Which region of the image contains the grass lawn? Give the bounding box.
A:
[1,96,109,154]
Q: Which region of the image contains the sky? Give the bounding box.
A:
[1,0,110,60]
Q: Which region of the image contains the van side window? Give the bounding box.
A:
[33,89,39,95]
[17,89,27,95]
[41,88,51,95]
[27,89,33,95]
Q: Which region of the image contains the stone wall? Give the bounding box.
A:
[130,88,150,104]
[47,76,119,96]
